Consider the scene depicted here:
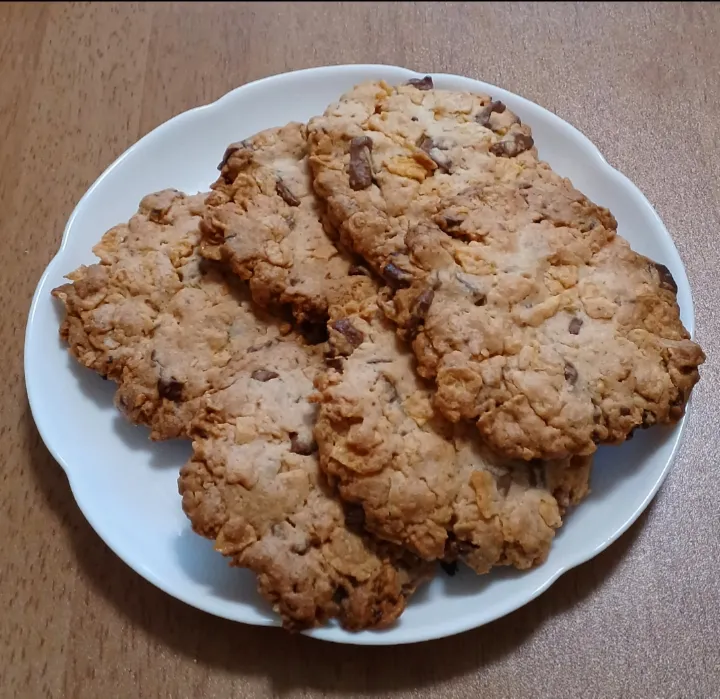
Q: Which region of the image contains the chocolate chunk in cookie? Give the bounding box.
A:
[349,136,374,190]
[475,100,506,128]
[275,178,301,207]
[331,318,365,349]
[405,75,434,90]
[382,262,412,288]
[654,262,678,294]
[158,377,184,402]
[568,317,583,335]
[490,132,534,157]
[251,369,280,382]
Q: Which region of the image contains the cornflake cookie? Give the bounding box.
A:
[312,276,591,573]
[52,190,270,440]
[54,189,429,631]
[200,123,354,327]
[180,336,429,631]
[309,78,705,460]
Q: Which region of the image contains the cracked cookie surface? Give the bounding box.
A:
[313,276,591,573]
[308,79,705,460]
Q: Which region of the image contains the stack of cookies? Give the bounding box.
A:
[52,77,705,632]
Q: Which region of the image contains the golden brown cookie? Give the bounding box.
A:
[180,336,429,631]
[52,190,269,439]
[312,276,591,574]
[200,123,356,328]
[308,77,705,460]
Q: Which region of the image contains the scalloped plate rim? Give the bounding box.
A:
[25,64,695,646]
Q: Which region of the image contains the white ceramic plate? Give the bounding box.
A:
[25,65,696,645]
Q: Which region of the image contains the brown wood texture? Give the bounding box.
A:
[2,2,719,697]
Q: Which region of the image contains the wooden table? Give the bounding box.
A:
[2,3,719,697]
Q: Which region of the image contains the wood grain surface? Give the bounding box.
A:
[2,3,719,697]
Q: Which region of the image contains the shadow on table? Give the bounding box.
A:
[25,400,649,693]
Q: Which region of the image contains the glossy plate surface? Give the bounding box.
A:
[25,65,695,645]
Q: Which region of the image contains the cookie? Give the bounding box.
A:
[53,191,429,630]
[52,190,275,440]
[179,336,430,630]
[308,78,705,460]
[312,276,591,573]
[200,123,355,327]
